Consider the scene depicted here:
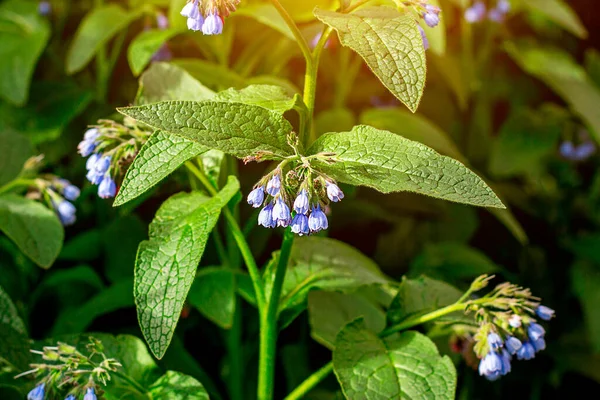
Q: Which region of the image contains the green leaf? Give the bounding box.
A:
[173,59,246,90]
[103,216,147,282]
[187,267,236,330]
[0,0,50,105]
[114,131,207,207]
[135,177,239,359]
[307,125,504,208]
[0,285,26,335]
[308,291,386,350]
[0,195,63,268]
[118,101,294,159]
[148,371,210,400]
[234,3,295,39]
[387,276,462,325]
[128,29,182,76]
[522,0,587,39]
[214,85,303,114]
[505,41,600,143]
[0,322,32,371]
[315,7,426,112]
[279,237,389,312]
[0,131,32,187]
[66,5,139,74]
[571,262,600,352]
[315,108,355,136]
[138,62,216,104]
[333,319,456,399]
[200,150,225,188]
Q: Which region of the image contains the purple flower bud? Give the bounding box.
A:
[505,336,522,355]
[78,139,97,157]
[84,128,99,141]
[496,0,510,13]
[535,305,555,321]
[180,0,200,19]
[308,205,328,233]
[157,13,169,30]
[28,384,45,400]
[202,12,223,35]
[94,156,111,175]
[98,175,117,199]
[516,341,535,360]
[417,25,429,51]
[326,182,344,203]
[500,349,511,375]
[423,12,440,28]
[478,352,502,381]
[273,198,291,227]
[527,323,545,341]
[266,174,281,196]
[574,141,596,160]
[53,200,76,226]
[38,1,51,16]
[487,333,503,350]
[488,8,505,22]
[532,337,546,352]
[66,395,76,400]
[293,189,309,214]
[63,184,81,201]
[291,214,310,236]
[187,16,204,31]
[247,187,265,208]
[464,1,486,23]
[86,153,100,171]
[83,387,97,400]
[258,203,276,228]
[86,168,103,185]
[151,44,173,62]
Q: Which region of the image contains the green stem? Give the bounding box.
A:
[283,362,334,400]
[257,229,295,400]
[94,0,108,103]
[112,370,147,395]
[0,179,38,195]
[267,0,313,68]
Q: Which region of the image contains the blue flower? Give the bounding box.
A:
[83,387,97,400]
[63,184,81,201]
[202,12,223,35]
[65,395,76,400]
[487,8,505,22]
[487,333,503,350]
[293,189,309,214]
[86,153,100,171]
[266,175,281,196]
[516,341,535,360]
[423,12,440,28]
[98,175,117,199]
[527,323,545,341]
[157,13,169,30]
[291,214,310,236]
[326,182,344,203]
[54,200,77,226]
[187,15,204,31]
[464,1,486,23]
[478,352,502,381]
[38,1,51,16]
[86,168,103,185]
[180,0,200,19]
[417,26,429,51]
[247,187,265,208]
[258,203,276,228]
[308,205,328,233]
[496,0,510,13]
[273,198,291,227]
[78,129,100,157]
[535,305,555,321]
[87,155,111,185]
[27,384,45,400]
[500,349,511,376]
[94,156,111,175]
[532,337,546,352]
[84,128,100,141]
[505,336,522,355]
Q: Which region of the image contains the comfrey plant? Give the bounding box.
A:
[180,0,241,34]
[17,338,121,400]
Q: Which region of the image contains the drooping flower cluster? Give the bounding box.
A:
[78,119,150,200]
[468,279,555,381]
[18,338,120,400]
[398,1,442,51]
[180,0,241,35]
[465,0,510,23]
[247,169,344,236]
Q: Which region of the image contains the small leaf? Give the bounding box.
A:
[118,101,294,159]
[0,131,32,187]
[138,62,216,103]
[387,276,462,325]
[148,371,210,400]
[66,5,139,74]
[307,125,504,208]
[0,0,50,105]
[308,291,386,350]
[523,0,587,39]
[114,131,207,207]
[214,85,303,115]
[333,319,456,399]
[187,267,236,330]
[315,7,426,112]
[0,195,63,268]
[135,177,239,359]
[0,284,26,335]
[128,29,182,76]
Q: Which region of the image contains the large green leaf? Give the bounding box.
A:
[307,125,504,208]
[0,322,32,371]
[234,3,295,39]
[213,85,303,115]
[187,267,236,330]
[118,101,294,159]
[138,62,215,104]
[522,0,587,39]
[128,29,182,76]
[315,7,426,112]
[148,371,210,400]
[114,131,207,207]
[135,177,239,359]
[0,285,26,335]
[0,195,63,268]
[308,291,386,350]
[333,319,456,399]
[173,59,246,89]
[0,131,32,187]
[0,0,50,105]
[66,5,139,74]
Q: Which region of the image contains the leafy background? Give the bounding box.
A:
[1,0,600,398]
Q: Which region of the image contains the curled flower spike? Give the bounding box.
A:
[258,203,276,228]
[291,214,310,236]
[308,205,328,233]
[83,387,97,400]
[478,352,502,381]
[464,1,486,23]
[54,200,77,226]
[202,12,224,35]
[516,341,535,360]
[527,323,545,342]
[247,187,265,208]
[266,174,281,196]
[273,198,291,227]
[27,384,45,400]
[535,305,555,321]
[98,175,117,199]
[326,182,344,203]
[293,189,309,214]
[505,336,522,355]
